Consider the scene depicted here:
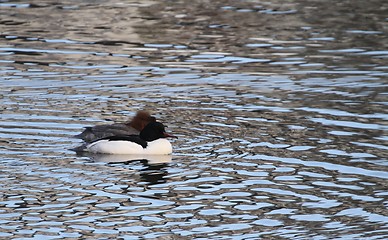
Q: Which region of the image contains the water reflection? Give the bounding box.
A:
[85,153,172,185]
[0,0,387,239]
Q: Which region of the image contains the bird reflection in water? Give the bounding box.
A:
[82,153,172,185]
[138,160,169,185]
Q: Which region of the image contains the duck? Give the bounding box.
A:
[82,121,177,155]
[75,110,155,143]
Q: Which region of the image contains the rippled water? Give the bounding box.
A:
[1,0,387,239]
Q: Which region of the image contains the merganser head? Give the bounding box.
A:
[140,121,177,141]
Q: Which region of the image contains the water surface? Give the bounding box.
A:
[0,0,387,239]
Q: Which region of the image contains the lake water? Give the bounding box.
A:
[1,0,387,239]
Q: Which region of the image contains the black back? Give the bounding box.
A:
[95,135,148,148]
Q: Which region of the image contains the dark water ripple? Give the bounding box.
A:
[1,0,388,239]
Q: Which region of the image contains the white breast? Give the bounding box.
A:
[143,139,173,155]
[86,139,172,155]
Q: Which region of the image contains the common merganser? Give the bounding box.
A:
[83,121,176,155]
[75,110,155,143]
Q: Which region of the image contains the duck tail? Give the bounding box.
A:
[74,127,93,139]
[69,143,88,153]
